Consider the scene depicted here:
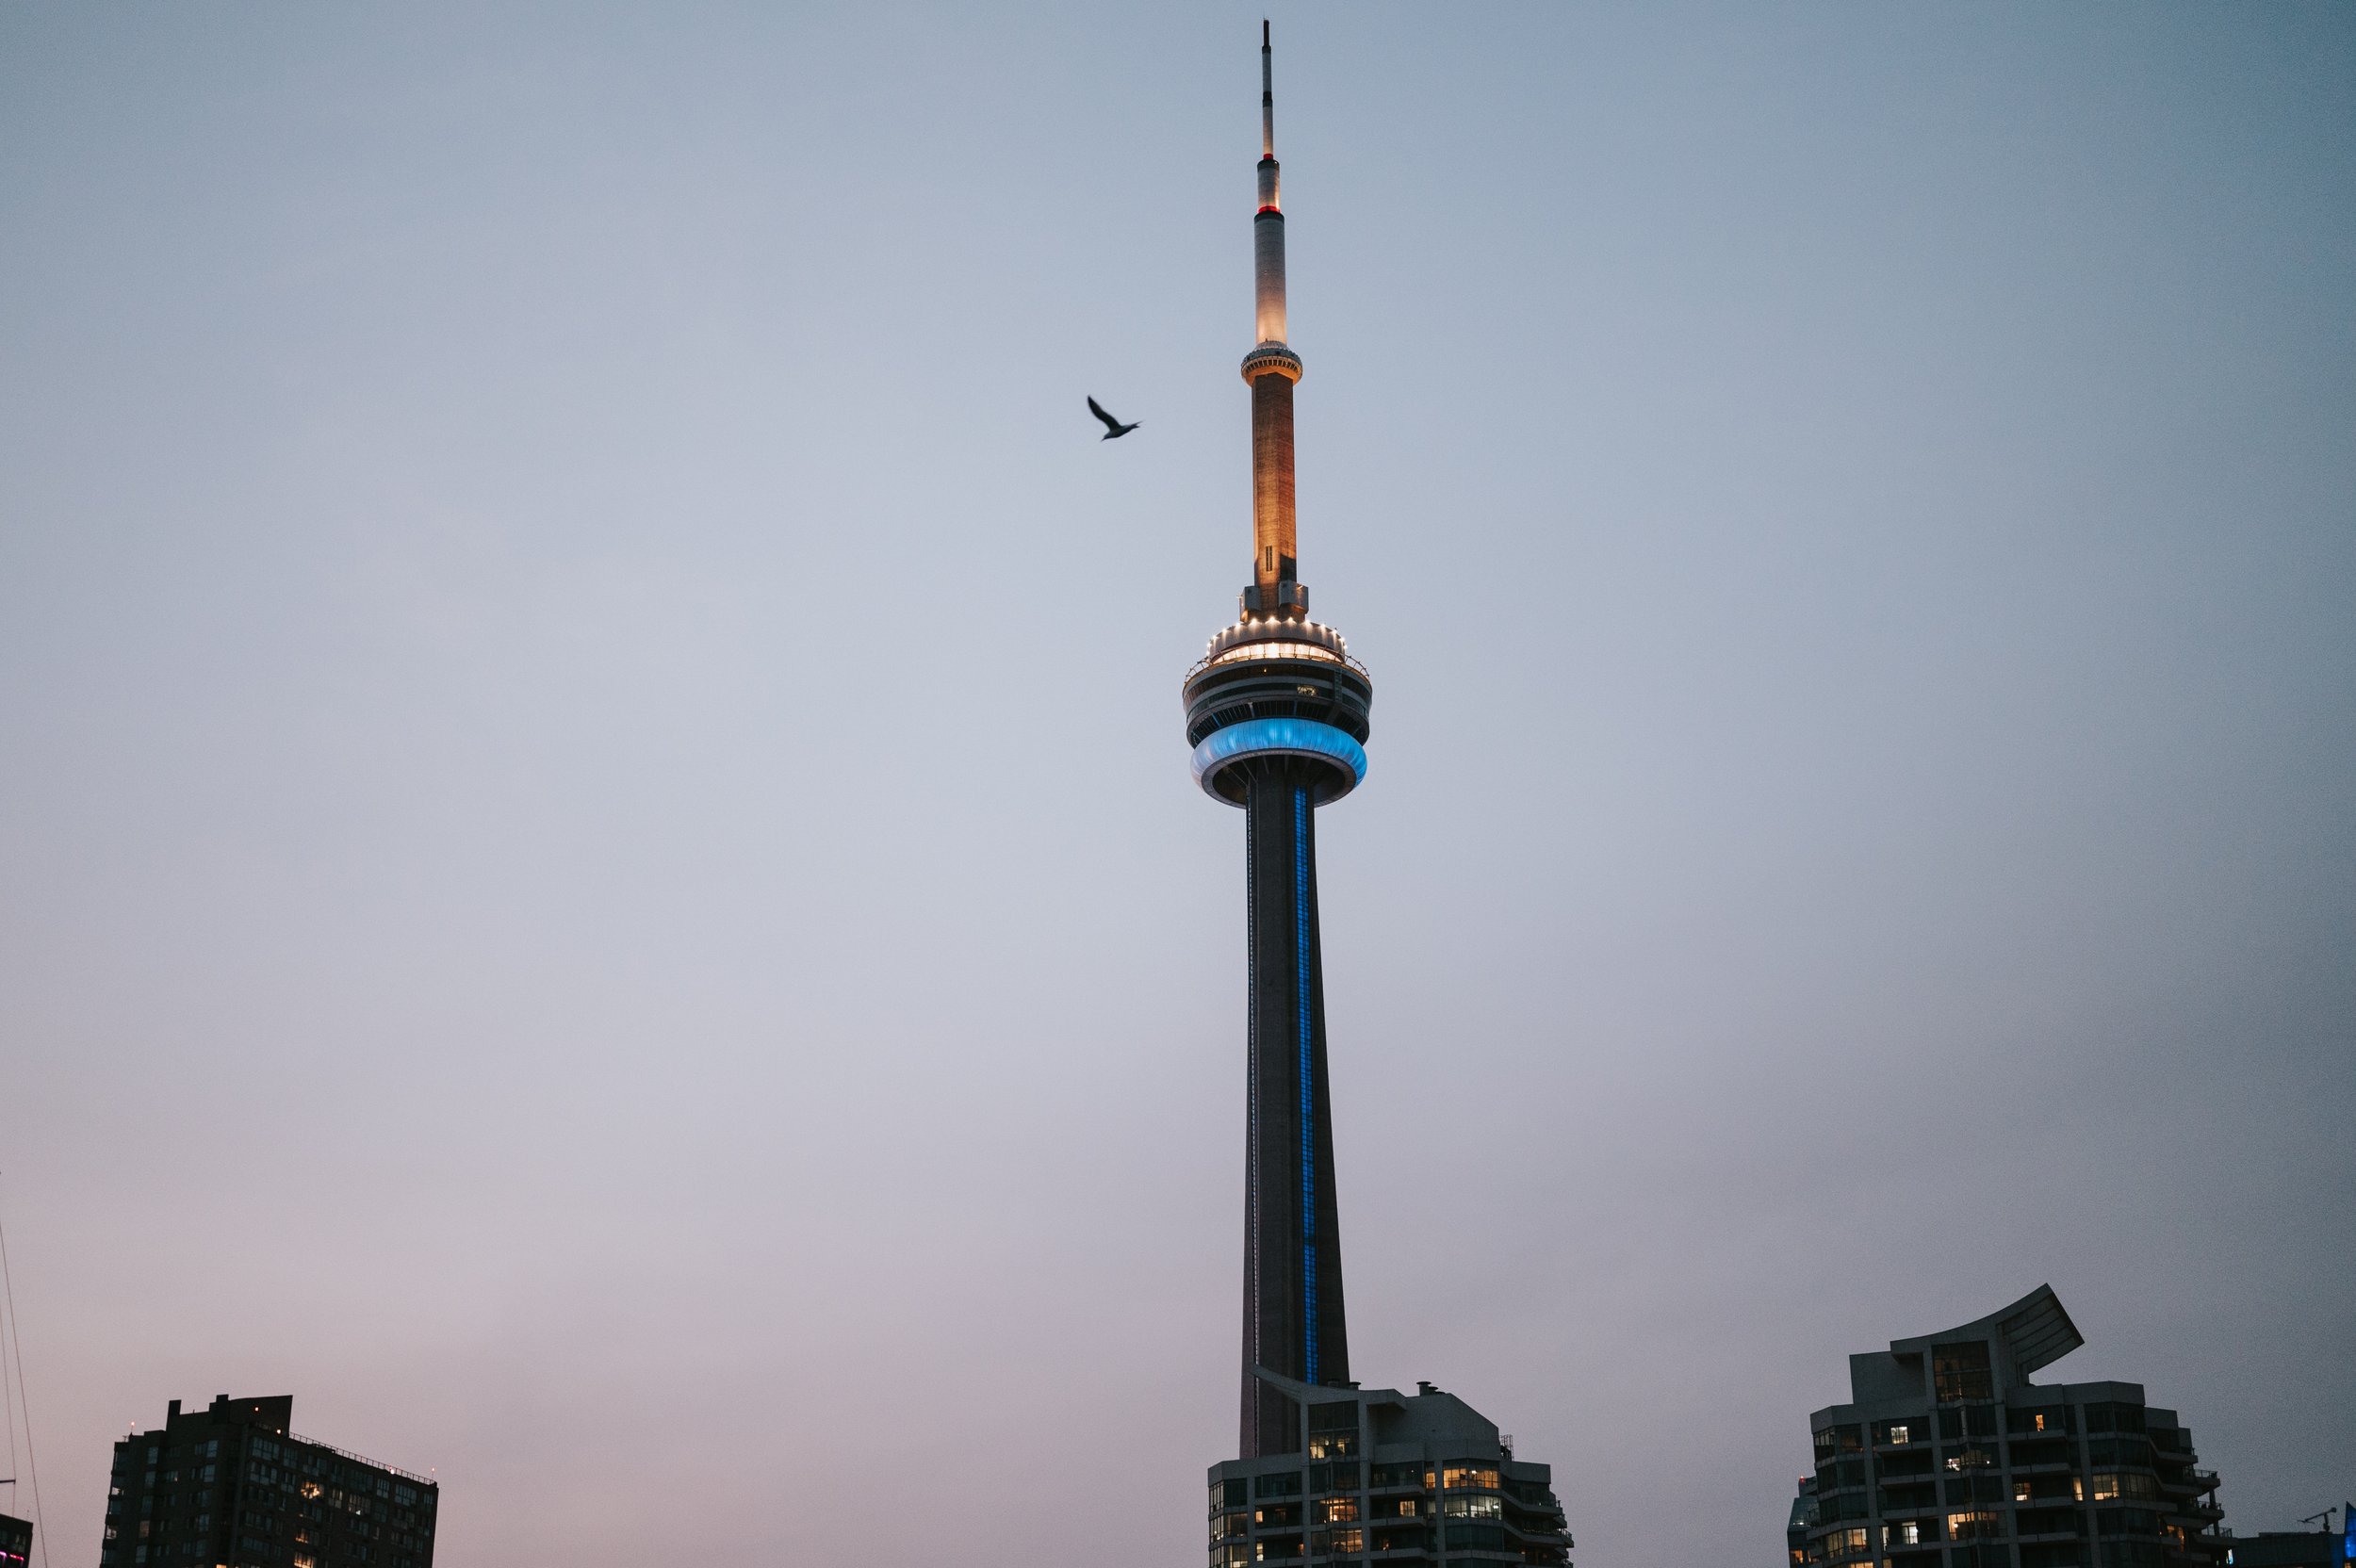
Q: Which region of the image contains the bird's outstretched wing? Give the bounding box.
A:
[1088,396,1122,433]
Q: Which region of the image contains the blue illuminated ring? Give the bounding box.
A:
[1189,717,1368,806]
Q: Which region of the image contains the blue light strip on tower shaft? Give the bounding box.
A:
[1295,784,1317,1384]
[1244,788,1262,1391]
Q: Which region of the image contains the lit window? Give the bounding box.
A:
[1821,1527,1872,1561]
[1890,1426,1912,1445]
[1886,1521,1926,1547]
[1443,1495,1502,1520]
[1443,1465,1501,1491]
[1945,1449,1993,1471]
[1316,1499,1359,1525]
[1210,641,1350,671]
[1947,1512,2003,1541]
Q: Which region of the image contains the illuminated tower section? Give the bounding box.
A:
[1184,21,1374,1462]
[1192,36,1574,1566]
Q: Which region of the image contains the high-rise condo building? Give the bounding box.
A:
[1184,26,1573,1568]
[0,1509,27,1568]
[101,1395,436,1568]
[1790,1287,2224,1568]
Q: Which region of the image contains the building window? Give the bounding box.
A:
[1442,1464,1500,1492]
[2017,1509,2085,1538]
[1888,1522,1929,1547]
[1317,1499,1359,1525]
[1443,1495,1502,1520]
[2089,1476,2154,1502]
[2021,1548,2086,1568]
[1934,1342,1994,1404]
[1953,1546,2015,1568]
[1820,1527,1872,1561]
[1949,1512,2005,1542]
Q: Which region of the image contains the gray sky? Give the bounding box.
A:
[2,4,2350,1564]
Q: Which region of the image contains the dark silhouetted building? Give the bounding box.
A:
[1185,26,1571,1568]
[2221,1532,2346,1568]
[0,1510,28,1568]
[1790,1287,2224,1568]
[102,1395,435,1568]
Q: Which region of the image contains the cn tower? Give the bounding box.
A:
[1184,19,1372,1462]
[1193,31,1573,1568]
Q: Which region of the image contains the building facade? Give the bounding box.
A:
[0,1510,28,1568]
[101,1396,435,1568]
[1185,27,1571,1568]
[1791,1287,2223,1568]
[1210,1374,1570,1568]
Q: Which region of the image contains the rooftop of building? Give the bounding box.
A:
[129,1394,435,1489]
[1211,1368,1554,1481]
[1812,1284,2113,1418]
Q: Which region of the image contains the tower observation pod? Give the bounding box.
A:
[1183,20,1374,1462]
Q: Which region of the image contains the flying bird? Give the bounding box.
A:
[1088,396,1140,440]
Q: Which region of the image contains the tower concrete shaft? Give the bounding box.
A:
[1239,757,1350,1457]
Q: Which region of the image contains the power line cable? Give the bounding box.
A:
[0,1200,16,1527]
[0,1178,47,1568]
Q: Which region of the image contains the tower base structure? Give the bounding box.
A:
[1208,1371,1572,1568]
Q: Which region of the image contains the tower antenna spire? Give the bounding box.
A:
[1243,20,1304,615]
[1261,19,1275,158]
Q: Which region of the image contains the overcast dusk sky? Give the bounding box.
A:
[2,5,2351,1565]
